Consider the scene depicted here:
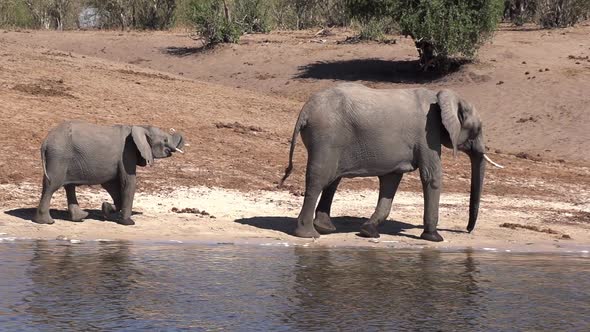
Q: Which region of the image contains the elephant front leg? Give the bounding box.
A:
[313,178,341,234]
[360,173,403,238]
[420,168,444,242]
[117,177,136,226]
[65,185,89,222]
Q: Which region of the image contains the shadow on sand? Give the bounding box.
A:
[236,216,467,239]
[162,45,213,57]
[295,59,466,84]
[4,208,142,223]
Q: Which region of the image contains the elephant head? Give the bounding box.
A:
[437,90,503,233]
[131,126,185,167]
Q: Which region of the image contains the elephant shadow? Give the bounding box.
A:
[235,216,468,239]
[295,59,465,84]
[3,208,142,223]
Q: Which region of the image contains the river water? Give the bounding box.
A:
[0,240,588,331]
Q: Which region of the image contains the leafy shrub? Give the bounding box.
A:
[356,17,394,41]
[185,0,241,44]
[502,0,590,28]
[234,0,271,33]
[184,0,271,45]
[537,0,590,28]
[346,0,504,70]
[88,0,177,30]
[396,0,504,69]
[0,0,36,28]
[269,0,349,29]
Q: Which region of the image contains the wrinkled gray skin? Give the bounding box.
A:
[281,83,486,242]
[32,121,184,226]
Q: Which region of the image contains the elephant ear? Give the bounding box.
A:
[437,89,463,156]
[131,126,153,166]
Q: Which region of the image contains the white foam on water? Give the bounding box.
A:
[69,239,82,244]
[0,237,17,241]
[483,247,498,251]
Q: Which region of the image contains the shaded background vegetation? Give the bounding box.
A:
[1,0,588,69]
[2,0,587,31]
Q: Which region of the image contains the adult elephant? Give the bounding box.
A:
[32,121,185,226]
[280,83,503,242]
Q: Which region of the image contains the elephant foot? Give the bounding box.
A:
[116,217,135,226]
[294,225,320,238]
[102,202,117,220]
[68,205,88,222]
[359,222,380,238]
[32,211,55,225]
[420,230,444,242]
[313,212,336,234]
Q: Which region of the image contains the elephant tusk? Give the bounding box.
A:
[170,128,176,133]
[175,148,184,154]
[484,154,504,169]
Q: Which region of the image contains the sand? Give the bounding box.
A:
[1,25,589,252]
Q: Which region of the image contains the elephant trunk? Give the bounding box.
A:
[467,142,486,233]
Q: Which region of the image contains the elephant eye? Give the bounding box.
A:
[164,138,169,144]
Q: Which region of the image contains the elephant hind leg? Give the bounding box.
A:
[360,173,403,238]
[65,184,88,222]
[101,180,122,221]
[33,177,61,224]
[313,178,341,234]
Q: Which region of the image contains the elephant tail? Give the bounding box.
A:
[279,111,307,188]
[40,141,50,183]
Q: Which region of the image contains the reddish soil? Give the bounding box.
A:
[0,25,589,203]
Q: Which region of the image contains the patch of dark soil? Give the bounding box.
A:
[547,211,590,225]
[500,222,570,239]
[516,116,539,123]
[255,73,276,80]
[568,55,589,61]
[171,207,215,218]
[215,121,264,134]
[41,50,72,57]
[514,152,542,161]
[116,69,175,81]
[128,57,151,65]
[12,81,75,98]
[163,45,213,57]
[337,36,396,45]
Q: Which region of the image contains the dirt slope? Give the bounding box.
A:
[0,28,589,248]
[2,24,589,163]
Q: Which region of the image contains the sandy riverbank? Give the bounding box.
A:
[1,184,588,253]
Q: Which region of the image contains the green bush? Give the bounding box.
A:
[0,0,36,28]
[348,0,504,70]
[396,0,504,68]
[268,0,348,30]
[234,0,271,33]
[356,17,393,41]
[185,0,241,44]
[184,0,271,45]
[537,0,590,28]
[503,0,590,28]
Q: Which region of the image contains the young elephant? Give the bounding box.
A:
[32,121,185,226]
[280,83,503,241]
